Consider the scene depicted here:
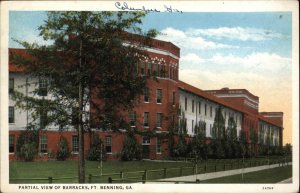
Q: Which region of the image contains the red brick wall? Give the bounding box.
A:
[9,130,172,161]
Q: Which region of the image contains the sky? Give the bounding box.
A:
[9,11,293,144]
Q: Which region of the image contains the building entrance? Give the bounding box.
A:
[142,145,150,159]
[142,136,150,159]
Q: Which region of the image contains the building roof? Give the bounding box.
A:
[205,88,259,101]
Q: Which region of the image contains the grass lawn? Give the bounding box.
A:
[10,160,192,183]
[200,165,292,183]
[10,156,291,183]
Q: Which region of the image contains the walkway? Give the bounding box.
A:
[144,162,292,183]
[278,178,292,183]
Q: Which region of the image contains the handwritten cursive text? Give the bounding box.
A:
[115,2,183,13]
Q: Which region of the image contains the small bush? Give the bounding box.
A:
[87,135,106,161]
[56,136,70,161]
[20,143,37,161]
[121,131,142,161]
[173,136,188,158]
[212,140,225,159]
[16,129,39,159]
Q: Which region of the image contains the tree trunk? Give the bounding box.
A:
[78,40,85,183]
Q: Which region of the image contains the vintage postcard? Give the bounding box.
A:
[0,1,299,193]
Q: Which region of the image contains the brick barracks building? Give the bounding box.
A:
[8,36,283,161]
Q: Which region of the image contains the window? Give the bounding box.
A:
[129,111,136,127]
[157,64,161,77]
[39,134,47,153]
[156,89,162,103]
[205,104,207,116]
[156,138,161,153]
[144,112,149,127]
[173,68,176,80]
[9,78,14,93]
[106,136,112,153]
[140,62,145,75]
[210,106,212,117]
[160,65,165,78]
[72,136,79,153]
[38,77,48,96]
[142,136,150,145]
[172,92,175,105]
[9,135,14,153]
[9,106,14,123]
[192,100,194,113]
[147,63,151,76]
[153,63,158,77]
[185,97,187,111]
[156,113,162,128]
[210,124,212,136]
[144,87,149,102]
[198,102,201,114]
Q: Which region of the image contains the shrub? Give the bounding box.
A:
[173,136,188,158]
[56,136,70,161]
[121,131,142,161]
[212,140,225,159]
[232,141,241,158]
[20,143,37,161]
[16,129,38,160]
[87,134,106,161]
[223,140,233,158]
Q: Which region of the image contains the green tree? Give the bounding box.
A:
[239,130,250,157]
[283,143,292,155]
[249,127,258,157]
[56,136,70,161]
[226,116,237,141]
[177,107,187,135]
[211,139,225,159]
[172,107,188,157]
[16,129,39,161]
[87,134,106,161]
[121,128,142,161]
[190,121,206,159]
[11,11,156,183]
[212,106,225,139]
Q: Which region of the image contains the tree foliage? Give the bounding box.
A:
[16,129,39,161]
[283,143,292,155]
[121,128,142,161]
[12,11,156,131]
[11,11,157,182]
[227,116,237,141]
[189,121,206,159]
[172,107,188,157]
[87,134,106,161]
[177,107,187,135]
[56,136,70,161]
[212,106,225,139]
